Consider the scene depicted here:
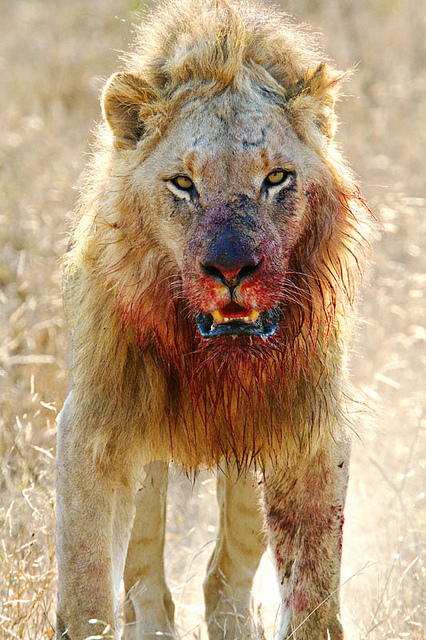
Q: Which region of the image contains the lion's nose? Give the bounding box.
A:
[200,258,263,287]
[200,225,264,287]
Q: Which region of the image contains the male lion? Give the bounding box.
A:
[56,1,373,639]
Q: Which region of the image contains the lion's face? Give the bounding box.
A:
[135,90,324,341]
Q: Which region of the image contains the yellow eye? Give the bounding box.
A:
[264,170,291,187]
[172,175,194,190]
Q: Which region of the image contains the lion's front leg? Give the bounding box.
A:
[123,461,175,640]
[56,393,137,640]
[263,439,350,640]
[203,466,267,640]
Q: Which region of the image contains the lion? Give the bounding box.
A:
[56,1,373,639]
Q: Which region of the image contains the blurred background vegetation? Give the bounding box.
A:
[0,1,424,638]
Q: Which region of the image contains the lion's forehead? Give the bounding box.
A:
[152,92,313,178]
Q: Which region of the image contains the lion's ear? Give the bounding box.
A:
[102,72,154,151]
[287,63,347,141]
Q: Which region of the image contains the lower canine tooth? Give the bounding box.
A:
[248,310,260,322]
[212,310,224,324]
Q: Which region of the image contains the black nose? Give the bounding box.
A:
[199,224,264,286]
[200,258,263,287]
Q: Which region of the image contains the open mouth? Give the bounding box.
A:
[195,302,279,338]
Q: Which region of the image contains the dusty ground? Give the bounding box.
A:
[0,1,424,638]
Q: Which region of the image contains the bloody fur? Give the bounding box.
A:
[111,181,372,469]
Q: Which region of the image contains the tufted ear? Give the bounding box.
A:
[102,72,155,151]
[286,63,347,141]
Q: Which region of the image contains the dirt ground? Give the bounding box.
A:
[0,1,424,638]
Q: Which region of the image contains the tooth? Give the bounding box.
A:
[212,310,224,324]
[211,310,260,325]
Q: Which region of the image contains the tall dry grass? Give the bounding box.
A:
[0,1,424,639]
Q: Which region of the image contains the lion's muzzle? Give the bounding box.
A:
[183,202,284,339]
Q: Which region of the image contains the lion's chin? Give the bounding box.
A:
[195,308,280,339]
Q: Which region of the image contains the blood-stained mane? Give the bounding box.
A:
[65,0,374,469]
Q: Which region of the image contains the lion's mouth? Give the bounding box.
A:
[195,302,279,338]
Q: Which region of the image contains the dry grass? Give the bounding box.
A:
[0,1,424,639]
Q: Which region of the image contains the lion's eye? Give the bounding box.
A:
[264,170,293,188]
[172,175,194,191]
